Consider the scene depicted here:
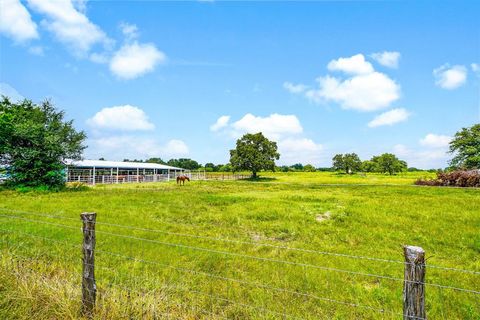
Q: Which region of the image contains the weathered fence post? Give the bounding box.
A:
[81,212,97,318]
[403,245,426,319]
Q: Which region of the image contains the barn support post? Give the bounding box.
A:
[80,212,96,318]
[167,169,170,181]
[92,167,96,186]
[403,245,426,320]
[116,167,119,184]
[65,166,69,183]
[137,168,139,183]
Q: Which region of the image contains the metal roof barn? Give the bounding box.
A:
[66,159,184,171]
[65,159,189,185]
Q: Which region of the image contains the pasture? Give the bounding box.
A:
[0,172,479,319]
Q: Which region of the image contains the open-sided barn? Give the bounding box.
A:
[65,159,186,185]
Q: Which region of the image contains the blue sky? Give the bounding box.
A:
[1,0,479,168]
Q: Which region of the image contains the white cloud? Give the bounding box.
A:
[71,0,87,13]
[368,108,410,128]
[433,64,467,90]
[231,113,303,140]
[392,143,448,169]
[327,54,374,75]
[419,133,451,148]
[278,138,323,165]
[392,133,452,169]
[27,0,110,54]
[212,113,324,166]
[283,82,308,94]
[88,136,189,160]
[306,72,400,112]
[285,53,402,112]
[119,22,139,41]
[0,83,24,101]
[210,115,230,132]
[87,105,155,131]
[110,42,166,79]
[89,52,109,64]
[0,0,39,42]
[163,139,189,157]
[393,144,411,157]
[472,63,480,75]
[371,51,401,68]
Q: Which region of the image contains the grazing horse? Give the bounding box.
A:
[176,175,190,185]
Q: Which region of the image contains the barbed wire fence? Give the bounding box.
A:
[0,207,479,319]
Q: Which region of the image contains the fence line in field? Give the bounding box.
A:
[2,215,480,319]
[66,168,251,186]
[1,231,406,319]
[0,207,479,276]
[0,212,479,296]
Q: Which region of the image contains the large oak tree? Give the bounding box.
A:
[229,132,280,178]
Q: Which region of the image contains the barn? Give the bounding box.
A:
[65,159,186,185]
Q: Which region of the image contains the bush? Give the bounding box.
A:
[415,170,480,187]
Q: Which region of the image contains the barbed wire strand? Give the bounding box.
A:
[1,232,404,316]
[1,207,478,275]
[1,215,479,295]
[0,237,430,320]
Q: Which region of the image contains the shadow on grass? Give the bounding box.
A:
[242,177,277,182]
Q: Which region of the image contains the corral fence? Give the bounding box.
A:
[204,173,251,181]
[0,208,479,319]
[66,169,250,185]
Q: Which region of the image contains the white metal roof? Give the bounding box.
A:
[65,159,184,170]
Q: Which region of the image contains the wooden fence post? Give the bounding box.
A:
[403,245,426,319]
[81,212,97,318]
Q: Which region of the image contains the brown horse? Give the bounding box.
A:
[176,175,190,185]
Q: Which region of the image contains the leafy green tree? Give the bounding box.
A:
[290,163,304,171]
[204,162,216,172]
[218,164,232,172]
[449,124,480,169]
[332,153,362,174]
[303,164,316,172]
[0,98,86,188]
[146,157,166,165]
[167,158,200,170]
[371,153,407,175]
[229,132,280,178]
[361,160,378,173]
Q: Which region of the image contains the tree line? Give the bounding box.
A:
[332,153,407,175]
[1,98,479,188]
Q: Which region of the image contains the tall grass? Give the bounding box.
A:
[0,172,478,319]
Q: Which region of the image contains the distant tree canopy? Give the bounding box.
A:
[167,158,201,170]
[290,163,304,171]
[371,153,407,175]
[332,153,362,174]
[145,157,166,165]
[449,123,480,169]
[361,160,378,173]
[0,98,86,188]
[303,164,316,172]
[229,132,280,178]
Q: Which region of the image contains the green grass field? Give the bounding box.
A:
[0,172,479,319]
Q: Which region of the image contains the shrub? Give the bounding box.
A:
[415,170,480,187]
